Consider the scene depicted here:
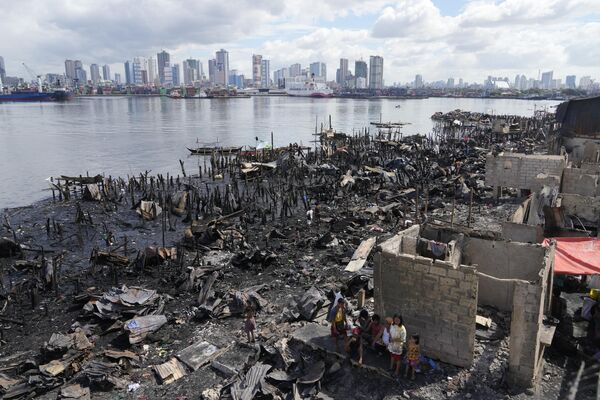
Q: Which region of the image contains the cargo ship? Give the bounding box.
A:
[0,77,72,102]
[286,75,333,98]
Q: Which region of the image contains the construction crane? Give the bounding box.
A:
[22,62,43,93]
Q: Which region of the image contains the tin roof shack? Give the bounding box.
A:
[551,96,600,163]
[374,224,555,388]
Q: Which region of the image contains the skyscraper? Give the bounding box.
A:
[208,59,216,84]
[355,60,367,84]
[64,60,76,82]
[0,56,6,82]
[338,58,348,86]
[124,61,133,85]
[215,49,229,86]
[147,57,157,85]
[74,60,86,83]
[102,64,111,81]
[310,62,327,79]
[579,76,592,89]
[260,59,270,88]
[133,57,146,85]
[90,64,101,84]
[252,54,262,87]
[368,56,383,89]
[414,74,423,88]
[446,77,455,89]
[289,63,301,77]
[183,59,201,85]
[157,50,170,85]
[541,71,553,90]
[172,64,180,86]
[565,75,576,89]
[114,73,121,85]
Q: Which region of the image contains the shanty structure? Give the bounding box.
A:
[551,96,600,163]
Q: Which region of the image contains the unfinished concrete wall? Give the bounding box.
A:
[485,153,565,191]
[502,222,544,243]
[374,250,477,367]
[508,245,554,387]
[461,238,546,311]
[561,167,600,197]
[558,193,600,224]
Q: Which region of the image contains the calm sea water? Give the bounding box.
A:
[0,96,560,208]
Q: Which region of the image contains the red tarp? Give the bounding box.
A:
[543,237,600,275]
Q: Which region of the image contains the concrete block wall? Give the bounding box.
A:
[374,252,477,367]
[485,152,566,191]
[558,193,600,223]
[561,167,600,197]
[461,238,546,311]
[508,242,554,388]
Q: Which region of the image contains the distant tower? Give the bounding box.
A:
[369,56,384,89]
[252,54,262,87]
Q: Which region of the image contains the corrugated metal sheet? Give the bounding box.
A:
[556,96,600,138]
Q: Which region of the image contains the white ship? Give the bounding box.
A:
[286,76,333,98]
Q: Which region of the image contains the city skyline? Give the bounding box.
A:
[0,0,598,84]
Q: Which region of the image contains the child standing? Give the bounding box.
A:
[331,298,348,352]
[244,306,256,343]
[405,334,421,380]
[388,314,406,377]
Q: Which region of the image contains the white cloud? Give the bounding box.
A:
[0,0,598,83]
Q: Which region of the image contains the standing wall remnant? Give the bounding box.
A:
[374,251,478,368]
[485,153,566,192]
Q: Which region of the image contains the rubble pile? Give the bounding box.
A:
[0,110,577,399]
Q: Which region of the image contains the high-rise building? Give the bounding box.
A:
[446,77,455,89]
[541,71,553,90]
[0,56,6,82]
[310,62,327,79]
[252,54,262,87]
[133,57,147,85]
[64,60,76,82]
[289,63,301,77]
[124,61,133,85]
[183,59,201,85]
[215,49,229,86]
[458,78,464,88]
[229,69,244,88]
[565,75,576,89]
[355,60,367,83]
[273,68,289,88]
[102,64,111,81]
[172,64,180,86]
[114,73,121,85]
[414,74,423,88]
[368,56,383,89]
[90,64,101,84]
[147,57,157,85]
[338,58,348,86]
[260,59,270,88]
[157,50,170,85]
[208,59,216,84]
[74,60,86,83]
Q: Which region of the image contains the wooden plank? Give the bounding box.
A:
[540,324,556,346]
[154,358,187,385]
[345,237,376,272]
[475,315,492,329]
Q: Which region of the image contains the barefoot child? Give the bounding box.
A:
[405,334,420,380]
[244,306,256,343]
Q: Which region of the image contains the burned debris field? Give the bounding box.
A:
[1,99,599,400]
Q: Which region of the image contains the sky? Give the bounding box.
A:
[1,0,599,84]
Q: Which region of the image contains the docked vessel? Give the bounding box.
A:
[0,77,72,102]
[286,76,333,98]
